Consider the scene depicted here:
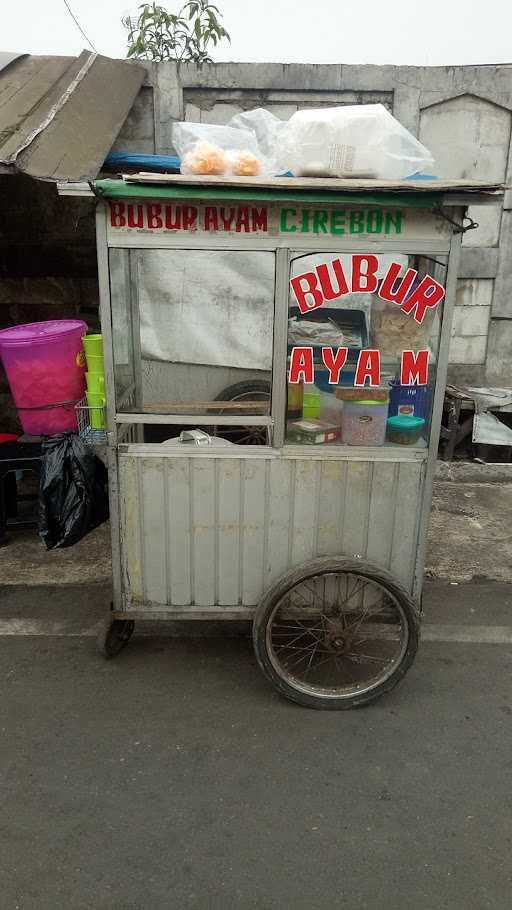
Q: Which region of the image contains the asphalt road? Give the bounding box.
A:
[1,582,511,909]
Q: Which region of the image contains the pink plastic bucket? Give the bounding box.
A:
[0,320,87,435]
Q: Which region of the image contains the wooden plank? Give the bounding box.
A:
[342,462,372,558]
[366,462,398,570]
[217,459,242,605]
[241,459,267,606]
[140,458,167,605]
[167,457,192,606]
[143,400,270,413]
[291,459,320,567]
[316,459,347,556]
[190,459,216,606]
[120,172,504,194]
[389,462,423,589]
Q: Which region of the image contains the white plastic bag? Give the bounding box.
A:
[228,108,285,172]
[172,121,267,176]
[277,104,434,179]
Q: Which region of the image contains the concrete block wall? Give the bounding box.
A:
[114,60,512,388]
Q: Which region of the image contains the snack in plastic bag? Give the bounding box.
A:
[228,108,285,172]
[183,140,227,175]
[229,150,261,176]
[173,121,266,176]
[277,104,435,179]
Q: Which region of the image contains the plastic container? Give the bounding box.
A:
[86,391,106,430]
[287,382,303,420]
[386,415,425,446]
[319,388,343,427]
[82,334,103,357]
[341,399,389,446]
[0,320,87,435]
[389,380,431,422]
[85,352,104,374]
[287,419,340,445]
[302,384,321,419]
[86,372,105,394]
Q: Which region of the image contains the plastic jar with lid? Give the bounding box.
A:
[341,398,389,446]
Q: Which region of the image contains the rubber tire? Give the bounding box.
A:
[253,556,420,710]
[214,380,271,402]
[97,619,135,658]
[214,380,271,445]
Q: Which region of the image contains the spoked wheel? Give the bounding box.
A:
[253,557,420,709]
[213,380,270,445]
[97,618,135,658]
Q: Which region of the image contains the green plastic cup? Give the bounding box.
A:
[86,372,104,394]
[82,334,103,357]
[86,390,106,429]
[85,352,104,374]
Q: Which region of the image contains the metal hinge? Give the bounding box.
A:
[433,206,479,234]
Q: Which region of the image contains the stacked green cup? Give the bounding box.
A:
[82,334,106,429]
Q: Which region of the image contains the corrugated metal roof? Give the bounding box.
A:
[0,50,146,182]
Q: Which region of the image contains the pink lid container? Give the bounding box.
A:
[0,320,87,436]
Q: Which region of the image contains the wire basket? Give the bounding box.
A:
[75,397,107,445]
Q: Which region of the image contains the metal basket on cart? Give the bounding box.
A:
[75,397,107,446]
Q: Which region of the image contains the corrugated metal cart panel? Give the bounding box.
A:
[118,452,425,611]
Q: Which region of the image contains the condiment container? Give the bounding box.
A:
[386,415,425,445]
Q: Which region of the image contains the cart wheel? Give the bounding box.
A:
[214,380,270,445]
[253,557,420,710]
[97,619,135,658]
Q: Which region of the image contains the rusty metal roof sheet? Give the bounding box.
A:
[0,50,145,182]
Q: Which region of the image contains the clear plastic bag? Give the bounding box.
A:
[228,108,285,172]
[277,104,435,179]
[172,121,268,177]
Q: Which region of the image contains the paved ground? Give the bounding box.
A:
[0,581,512,909]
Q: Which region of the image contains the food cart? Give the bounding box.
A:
[91,174,501,709]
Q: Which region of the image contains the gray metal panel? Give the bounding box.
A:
[0,51,145,181]
[119,452,425,610]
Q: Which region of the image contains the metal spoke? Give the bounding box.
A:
[267,568,409,700]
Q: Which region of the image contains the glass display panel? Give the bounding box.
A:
[110,249,275,429]
[285,252,447,449]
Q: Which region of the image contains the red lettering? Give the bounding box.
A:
[127,204,143,229]
[220,207,236,231]
[321,347,349,383]
[400,275,445,324]
[288,347,314,384]
[204,207,218,231]
[378,263,418,306]
[290,272,324,314]
[317,259,350,301]
[165,205,182,230]
[400,350,429,385]
[182,206,198,231]
[236,207,250,232]
[110,202,126,228]
[147,204,163,229]
[354,349,381,387]
[352,255,379,293]
[251,208,268,231]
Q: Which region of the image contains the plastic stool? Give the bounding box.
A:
[0,440,42,545]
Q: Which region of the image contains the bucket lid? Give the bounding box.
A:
[0,320,87,348]
[387,415,425,429]
[348,399,388,407]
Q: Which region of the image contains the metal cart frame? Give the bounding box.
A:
[92,176,501,705]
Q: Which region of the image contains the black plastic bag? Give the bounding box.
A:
[38,433,109,549]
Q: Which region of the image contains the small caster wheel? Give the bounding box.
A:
[97,619,135,658]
